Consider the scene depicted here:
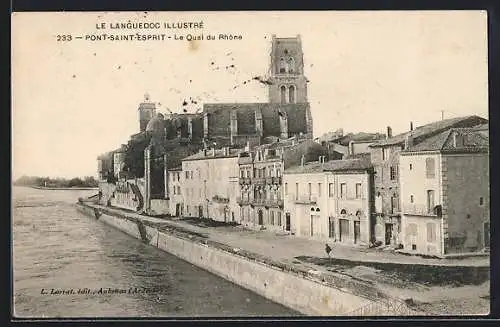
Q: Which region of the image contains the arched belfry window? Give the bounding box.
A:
[289,85,296,104]
[279,58,286,73]
[288,57,295,74]
[280,85,287,104]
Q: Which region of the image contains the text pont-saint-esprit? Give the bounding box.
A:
[95,22,204,30]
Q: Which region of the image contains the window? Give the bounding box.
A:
[280,85,287,103]
[426,158,435,179]
[173,186,176,195]
[277,212,282,226]
[284,183,288,196]
[409,163,413,170]
[295,183,299,200]
[390,166,397,180]
[410,195,414,203]
[288,57,295,73]
[382,148,389,161]
[480,197,484,206]
[340,183,347,199]
[390,196,398,214]
[270,211,275,225]
[279,58,286,73]
[289,85,295,104]
[355,183,362,199]
[253,168,257,178]
[185,171,189,179]
[190,171,194,179]
[177,172,180,181]
[329,216,335,238]
[427,223,437,242]
[308,183,312,199]
[240,170,244,178]
[329,183,334,197]
[318,183,322,197]
[427,190,435,213]
[177,186,181,195]
[340,209,347,215]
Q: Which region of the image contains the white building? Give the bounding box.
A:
[399,128,489,257]
[283,158,374,245]
[182,147,240,222]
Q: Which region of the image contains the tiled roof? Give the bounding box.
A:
[285,158,372,174]
[182,148,242,161]
[370,115,488,147]
[472,123,489,131]
[403,128,489,153]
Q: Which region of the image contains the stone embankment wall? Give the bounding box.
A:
[75,202,418,316]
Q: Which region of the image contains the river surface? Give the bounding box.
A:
[12,186,298,318]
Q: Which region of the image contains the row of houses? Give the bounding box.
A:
[159,116,488,258]
[95,35,489,258]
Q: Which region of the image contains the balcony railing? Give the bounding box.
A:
[239,177,252,185]
[294,195,318,205]
[236,197,250,205]
[212,195,230,204]
[236,197,283,208]
[402,203,441,217]
[239,176,282,185]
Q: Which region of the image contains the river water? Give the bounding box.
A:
[12,186,298,318]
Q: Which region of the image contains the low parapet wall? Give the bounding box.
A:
[75,202,418,316]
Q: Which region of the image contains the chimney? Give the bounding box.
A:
[301,154,305,167]
[387,126,392,139]
[410,122,414,132]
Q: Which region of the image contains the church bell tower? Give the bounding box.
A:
[268,35,308,104]
[138,93,157,132]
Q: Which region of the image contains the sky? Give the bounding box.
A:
[12,11,488,179]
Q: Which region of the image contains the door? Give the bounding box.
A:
[258,210,264,225]
[176,203,181,217]
[354,221,361,244]
[328,217,335,239]
[385,223,393,245]
[311,215,321,237]
[339,219,349,242]
[285,213,291,231]
[484,222,490,248]
[198,206,203,218]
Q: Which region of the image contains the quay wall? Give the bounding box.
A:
[75,202,416,316]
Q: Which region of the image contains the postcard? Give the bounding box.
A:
[12,10,490,318]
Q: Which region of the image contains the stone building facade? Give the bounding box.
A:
[167,167,183,217]
[97,34,314,218]
[283,158,373,244]
[182,147,240,222]
[237,138,330,231]
[369,115,488,247]
[399,128,489,257]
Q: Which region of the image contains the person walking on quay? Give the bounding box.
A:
[325,243,332,258]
